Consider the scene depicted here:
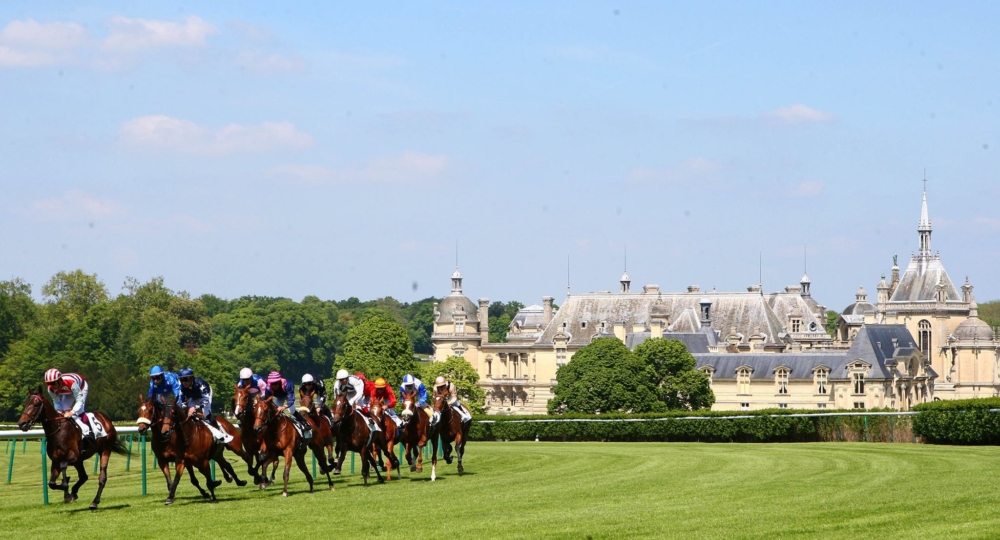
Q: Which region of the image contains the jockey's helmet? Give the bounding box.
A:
[267,371,282,384]
[149,365,164,378]
[434,376,447,388]
[179,368,194,380]
[402,374,415,387]
[44,369,62,383]
[336,369,349,380]
[374,377,387,389]
[239,367,253,380]
[301,374,314,384]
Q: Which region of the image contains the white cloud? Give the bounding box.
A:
[235,49,307,74]
[0,19,88,49]
[270,152,450,185]
[0,46,58,67]
[793,181,825,197]
[119,115,314,155]
[102,15,218,52]
[26,191,126,222]
[629,157,722,185]
[762,104,836,125]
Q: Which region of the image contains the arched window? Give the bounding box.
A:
[918,320,932,358]
[737,367,752,395]
[775,368,789,394]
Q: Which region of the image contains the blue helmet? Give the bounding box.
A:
[149,365,164,377]
[402,374,415,386]
[179,368,194,378]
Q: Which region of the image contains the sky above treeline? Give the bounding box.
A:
[2,2,998,312]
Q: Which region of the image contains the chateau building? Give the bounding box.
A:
[430,187,988,413]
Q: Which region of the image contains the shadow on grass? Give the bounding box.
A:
[66,503,131,514]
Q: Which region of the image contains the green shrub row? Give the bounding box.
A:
[912,398,1000,444]
[468,409,915,443]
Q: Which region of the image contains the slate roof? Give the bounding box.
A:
[435,293,479,323]
[888,256,962,303]
[625,331,711,354]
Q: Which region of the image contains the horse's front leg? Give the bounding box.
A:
[67,460,88,502]
[292,448,314,494]
[47,461,65,492]
[281,447,294,497]
[430,434,438,481]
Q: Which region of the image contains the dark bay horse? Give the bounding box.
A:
[253,396,314,496]
[298,393,337,478]
[330,394,391,486]
[161,397,248,504]
[369,394,401,481]
[18,387,129,509]
[399,388,430,473]
[233,384,266,482]
[429,389,471,481]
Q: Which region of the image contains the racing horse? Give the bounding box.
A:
[369,394,402,481]
[428,387,471,481]
[18,387,129,509]
[399,387,430,473]
[233,384,267,482]
[253,396,314,496]
[329,394,395,486]
[297,392,337,477]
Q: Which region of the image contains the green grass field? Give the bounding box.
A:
[2,440,1000,539]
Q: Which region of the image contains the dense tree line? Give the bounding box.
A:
[0,270,451,421]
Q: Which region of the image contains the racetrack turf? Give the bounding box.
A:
[2,440,1000,539]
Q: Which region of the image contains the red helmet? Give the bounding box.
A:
[354,372,366,381]
[44,369,62,383]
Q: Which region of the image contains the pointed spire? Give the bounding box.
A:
[919,176,931,231]
[918,175,933,258]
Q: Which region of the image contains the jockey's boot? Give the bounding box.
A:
[207,413,221,430]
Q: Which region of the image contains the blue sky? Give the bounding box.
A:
[2,2,998,311]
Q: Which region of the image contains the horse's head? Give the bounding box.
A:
[160,397,181,441]
[233,384,251,417]
[17,386,48,431]
[432,390,448,413]
[331,394,351,424]
[253,396,273,433]
[299,392,315,413]
[136,393,160,435]
[370,395,385,419]
[400,389,417,420]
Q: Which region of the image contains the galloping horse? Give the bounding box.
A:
[330,394,394,486]
[233,384,266,481]
[369,394,401,481]
[160,397,247,504]
[253,396,314,496]
[399,388,430,473]
[298,393,337,474]
[18,387,129,509]
[429,388,471,481]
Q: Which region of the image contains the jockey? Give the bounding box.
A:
[354,372,375,411]
[432,376,472,425]
[399,374,432,419]
[298,373,327,411]
[148,365,182,401]
[178,368,218,428]
[237,367,271,397]
[44,369,95,444]
[334,369,379,432]
[368,377,402,429]
[267,371,309,436]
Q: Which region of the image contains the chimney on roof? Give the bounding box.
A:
[643,284,660,294]
[687,285,700,293]
[700,298,713,328]
[613,321,626,342]
[542,296,554,326]
[748,285,762,293]
[478,298,490,344]
[650,319,663,339]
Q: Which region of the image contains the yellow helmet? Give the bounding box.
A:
[374,377,387,389]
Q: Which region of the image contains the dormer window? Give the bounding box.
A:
[815,369,829,395]
[853,372,865,395]
[455,320,465,333]
[791,319,801,333]
[581,321,587,329]
[737,367,752,395]
[775,368,789,394]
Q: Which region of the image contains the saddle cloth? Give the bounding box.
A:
[202,420,234,444]
[75,413,107,439]
[291,418,313,439]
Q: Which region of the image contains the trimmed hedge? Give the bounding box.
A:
[912,398,1000,444]
[469,409,914,443]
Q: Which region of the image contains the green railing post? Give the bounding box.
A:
[126,435,133,471]
[7,440,15,484]
[438,435,443,457]
[41,438,49,505]
[22,438,27,454]
[398,443,403,470]
[211,460,216,481]
[350,452,355,475]
[93,454,99,473]
[141,434,147,496]
[312,452,316,478]
[836,417,842,442]
[863,415,869,442]
[890,415,895,443]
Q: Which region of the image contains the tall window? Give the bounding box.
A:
[815,369,828,395]
[455,320,465,334]
[852,372,865,395]
[776,368,789,394]
[918,320,932,358]
[556,348,567,367]
[737,368,751,395]
[791,319,801,333]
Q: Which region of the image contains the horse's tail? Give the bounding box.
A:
[110,437,131,456]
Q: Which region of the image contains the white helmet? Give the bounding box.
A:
[239,367,253,379]
[336,369,349,380]
[301,374,314,384]
[434,376,447,387]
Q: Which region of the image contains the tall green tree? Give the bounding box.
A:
[338,313,415,389]
[0,279,38,358]
[979,300,1000,330]
[422,356,487,414]
[826,310,840,337]
[633,338,714,410]
[548,338,664,414]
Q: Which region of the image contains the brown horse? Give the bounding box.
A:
[330,394,392,486]
[298,393,337,474]
[399,388,430,473]
[253,396,314,496]
[137,395,256,501]
[161,397,246,504]
[233,384,266,482]
[429,388,471,481]
[18,387,128,509]
[369,394,401,481]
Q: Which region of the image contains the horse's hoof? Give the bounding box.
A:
[416,466,423,473]
[259,483,268,490]
[282,491,289,497]
[164,499,174,506]
[236,479,248,487]
[88,503,98,511]
[209,480,222,490]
